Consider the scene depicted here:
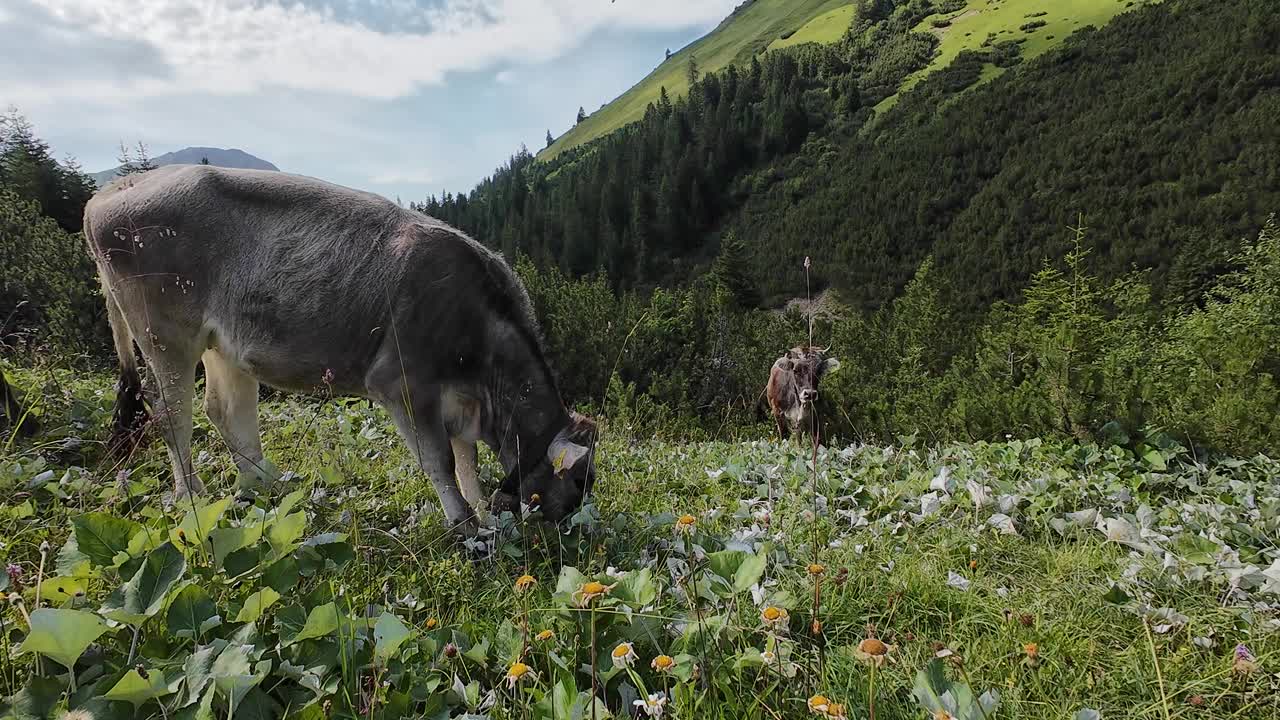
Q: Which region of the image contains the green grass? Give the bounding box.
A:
[894,0,1163,99]
[541,0,849,161]
[768,4,857,51]
[1,364,1277,719]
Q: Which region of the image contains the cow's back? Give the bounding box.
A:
[84,165,520,392]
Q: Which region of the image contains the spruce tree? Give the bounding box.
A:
[711,230,759,309]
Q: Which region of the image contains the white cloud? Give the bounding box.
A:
[495,69,516,84]
[6,0,737,103]
[368,168,435,185]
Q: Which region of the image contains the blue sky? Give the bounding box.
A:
[0,0,738,202]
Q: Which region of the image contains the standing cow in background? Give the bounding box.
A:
[84,164,596,536]
[764,346,840,441]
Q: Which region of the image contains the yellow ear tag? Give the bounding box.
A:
[553,448,568,473]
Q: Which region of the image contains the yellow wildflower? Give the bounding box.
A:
[675,514,697,534]
[853,637,894,667]
[535,629,556,642]
[505,661,536,689]
[611,642,638,669]
[651,654,675,673]
[807,695,831,714]
[760,605,789,628]
[514,574,536,592]
[573,580,616,607]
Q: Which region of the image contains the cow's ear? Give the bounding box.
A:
[820,357,841,374]
[548,436,590,473]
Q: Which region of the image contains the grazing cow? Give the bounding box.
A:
[764,346,840,440]
[84,164,596,535]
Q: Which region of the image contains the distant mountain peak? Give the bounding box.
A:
[92,147,278,186]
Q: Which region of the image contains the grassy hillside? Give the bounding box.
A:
[541,0,849,161]
[767,3,857,51]
[878,0,1165,112]
[547,0,1165,158]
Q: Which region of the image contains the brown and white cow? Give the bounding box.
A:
[84,164,596,535]
[764,346,840,440]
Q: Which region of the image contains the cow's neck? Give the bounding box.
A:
[482,329,569,488]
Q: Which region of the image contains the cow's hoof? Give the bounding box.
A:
[490,490,519,518]
[449,515,481,539]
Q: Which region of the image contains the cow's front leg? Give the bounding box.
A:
[381,398,478,536]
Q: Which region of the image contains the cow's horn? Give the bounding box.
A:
[548,430,589,473]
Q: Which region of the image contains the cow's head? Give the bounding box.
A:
[774,346,840,404]
[493,412,598,522]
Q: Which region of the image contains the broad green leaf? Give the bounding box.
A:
[274,605,308,646]
[296,534,353,577]
[171,497,232,549]
[462,636,490,665]
[71,512,141,568]
[18,608,109,670]
[183,644,220,707]
[31,576,87,605]
[612,568,658,607]
[267,511,307,556]
[103,668,174,709]
[233,687,281,720]
[269,489,307,523]
[211,643,270,718]
[1143,449,1167,472]
[373,612,413,662]
[54,533,93,578]
[234,588,282,623]
[100,542,186,627]
[262,556,300,594]
[705,546,768,596]
[534,679,576,720]
[168,585,219,640]
[210,524,264,569]
[5,675,63,720]
[285,602,340,646]
[223,543,270,579]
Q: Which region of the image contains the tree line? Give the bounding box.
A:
[3,0,1279,457]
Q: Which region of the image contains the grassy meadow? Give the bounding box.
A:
[900,0,1163,93]
[0,364,1276,719]
[768,5,859,51]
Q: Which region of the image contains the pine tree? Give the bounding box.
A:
[687,55,700,88]
[711,230,759,309]
[200,156,210,165]
[576,107,587,125]
[116,142,140,176]
[545,130,554,149]
[134,142,156,172]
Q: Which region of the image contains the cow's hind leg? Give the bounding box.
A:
[202,350,268,484]
[143,351,203,500]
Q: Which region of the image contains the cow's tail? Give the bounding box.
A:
[89,210,150,459]
[106,281,149,458]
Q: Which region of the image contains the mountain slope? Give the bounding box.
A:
[541,0,850,160]
[92,147,278,186]
[427,0,1278,315]
[545,0,1166,159]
